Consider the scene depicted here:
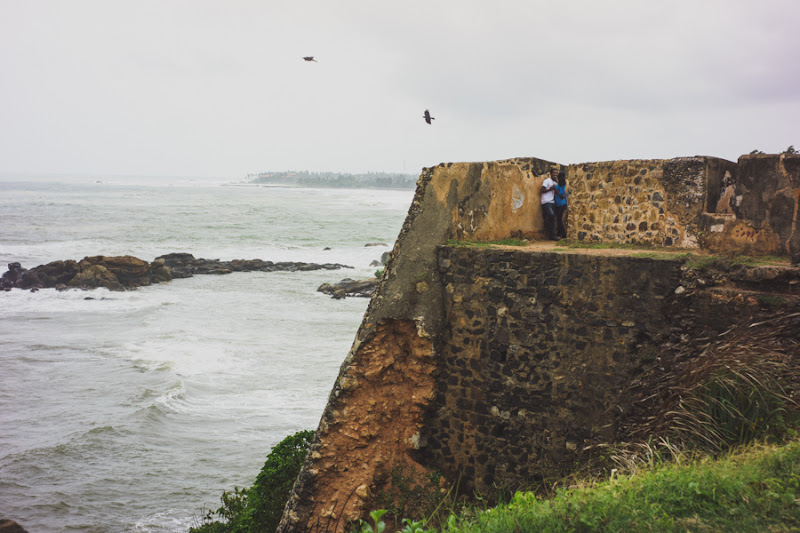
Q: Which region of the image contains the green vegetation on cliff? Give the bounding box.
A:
[352,438,800,533]
[191,430,314,533]
[437,439,800,533]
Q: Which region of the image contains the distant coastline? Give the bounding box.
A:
[247,170,417,189]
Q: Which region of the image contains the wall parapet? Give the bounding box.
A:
[567,153,799,259]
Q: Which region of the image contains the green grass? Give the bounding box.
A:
[440,440,800,532]
[630,251,693,261]
[558,241,644,250]
[728,254,789,266]
[684,253,790,271]
[446,239,528,248]
[446,239,790,267]
[620,251,788,269]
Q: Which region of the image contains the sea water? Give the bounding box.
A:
[0,175,414,532]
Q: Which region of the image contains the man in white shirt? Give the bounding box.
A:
[540,168,558,240]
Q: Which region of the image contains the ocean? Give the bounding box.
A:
[0,175,414,532]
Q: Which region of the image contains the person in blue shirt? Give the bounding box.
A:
[554,171,568,240]
[540,168,558,240]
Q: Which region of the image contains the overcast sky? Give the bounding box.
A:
[1,0,798,179]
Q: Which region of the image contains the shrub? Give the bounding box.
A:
[190,429,314,533]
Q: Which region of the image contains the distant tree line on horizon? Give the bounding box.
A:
[248,170,418,189]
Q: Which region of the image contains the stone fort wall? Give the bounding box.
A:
[567,154,800,258]
[277,153,800,532]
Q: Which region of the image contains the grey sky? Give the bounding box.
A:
[1,0,798,178]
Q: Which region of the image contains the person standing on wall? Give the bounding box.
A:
[540,168,558,240]
[554,170,568,240]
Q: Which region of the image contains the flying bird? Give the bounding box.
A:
[423,109,435,124]
[303,56,317,62]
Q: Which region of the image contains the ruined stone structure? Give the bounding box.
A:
[567,154,799,258]
[277,154,800,532]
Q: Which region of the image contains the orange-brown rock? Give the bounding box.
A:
[279,320,435,532]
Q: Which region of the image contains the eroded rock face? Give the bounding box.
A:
[277,320,435,533]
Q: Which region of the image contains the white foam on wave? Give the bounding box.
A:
[0,285,172,316]
[132,511,196,533]
[152,380,189,414]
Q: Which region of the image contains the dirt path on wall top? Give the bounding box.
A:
[494,240,790,264]
[494,240,698,257]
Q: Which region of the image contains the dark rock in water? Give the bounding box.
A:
[157,253,230,277]
[1,262,26,290]
[151,257,172,283]
[15,260,79,289]
[380,251,390,265]
[81,255,152,287]
[0,253,354,292]
[364,242,388,247]
[1,256,155,291]
[0,519,30,533]
[157,253,352,277]
[369,260,381,267]
[68,263,125,291]
[318,278,378,299]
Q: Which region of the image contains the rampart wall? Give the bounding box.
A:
[277,153,800,532]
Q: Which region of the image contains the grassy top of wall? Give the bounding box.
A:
[446,238,791,266]
[437,438,800,533]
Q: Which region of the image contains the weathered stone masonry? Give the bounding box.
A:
[567,154,800,258]
[278,154,800,532]
[417,246,800,496]
[421,248,683,494]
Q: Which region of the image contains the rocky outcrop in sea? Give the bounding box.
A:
[158,252,351,278]
[1,253,352,292]
[317,277,379,299]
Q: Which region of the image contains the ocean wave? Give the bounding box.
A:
[131,359,175,373]
[130,510,196,533]
[152,381,188,414]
